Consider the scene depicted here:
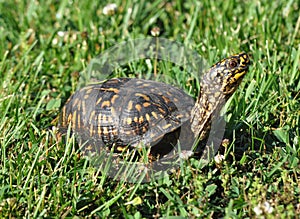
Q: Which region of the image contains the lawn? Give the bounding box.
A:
[0,0,299,218]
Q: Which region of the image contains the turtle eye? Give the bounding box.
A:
[228,60,238,68]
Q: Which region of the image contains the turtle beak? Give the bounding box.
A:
[229,66,249,85]
[233,52,250,82]
[233,68,248,81]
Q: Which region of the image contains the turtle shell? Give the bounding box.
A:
[60,78,195,153]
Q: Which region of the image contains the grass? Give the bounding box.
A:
[0,0,299,218]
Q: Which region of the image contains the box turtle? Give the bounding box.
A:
[59,52,250,159]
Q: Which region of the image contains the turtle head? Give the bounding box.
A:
[192,52,250,137]
[202,52,250,99]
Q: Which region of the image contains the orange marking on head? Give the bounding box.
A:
[240,56,245,63]
[117,146,126,152]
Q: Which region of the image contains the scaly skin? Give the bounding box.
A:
[191,52,250,139]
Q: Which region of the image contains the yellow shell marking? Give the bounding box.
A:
[127,100,133,111]
[110,94,119,104]
[151,111,159,119]
[135,104,142,112]
[89,123,94,137]
[101,100,111,108]
[135,93,150,101]
[72,111,77,129]
[127,117,132,125]
[139,116,144,123]
[145,113,151,122]
[143,102,151,107]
